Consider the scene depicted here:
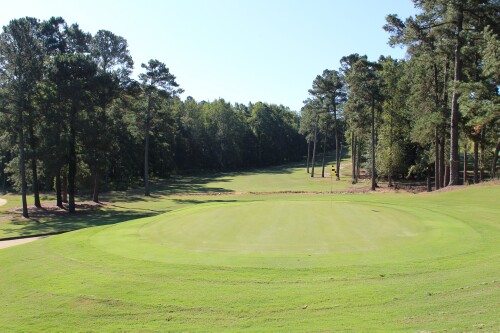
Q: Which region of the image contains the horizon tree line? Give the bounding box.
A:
[0,16,305,217]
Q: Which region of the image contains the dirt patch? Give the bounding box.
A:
[6,201,108,222]
[0,235,47,250]
[170,185,424,197]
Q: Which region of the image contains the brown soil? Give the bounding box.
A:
[5,201,107,222]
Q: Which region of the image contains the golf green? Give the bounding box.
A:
[89,200,477,268]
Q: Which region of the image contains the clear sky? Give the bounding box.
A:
[1,0,415,111]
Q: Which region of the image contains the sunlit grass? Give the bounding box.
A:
[0,185,498,331]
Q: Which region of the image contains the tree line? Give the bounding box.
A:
[301,0,499,191]
[0,16,304,217]
[1,1,499,219]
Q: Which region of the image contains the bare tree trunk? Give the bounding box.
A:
[62,173,68,203]
[479,126,486,182]
[68,103,77,214]
[371,97,377,191]
[31,156,41,208]
[440,130,446,188]
[93,171,99,203]
[1,157,6,194]
[351,133,356,184]
[357,139,361,182]
[56,171,63,208]
[440,59,449,188]
[144,94,151,196]
[306,140,311,174]
[28,119,41,208]
[321,131,327,178]
[449,6,463,186]
[333,103,340,180]
[435,127,440,190]
[18,110,28,218]
[463,142,468,185]
[310,114,319,178]
[473,140,479,183]
[427,166,432,192]
[445,164,450,186]
[491,141,499,178]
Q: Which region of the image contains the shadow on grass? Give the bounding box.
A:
[170,198,239,205]
[116,161,305,198]
[1,205,159,239]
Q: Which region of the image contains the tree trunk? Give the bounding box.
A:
[1,157,6,194]
[473,140,479,183]
[56,171,63,208]
[440,130,446,188]
[479,126,486,182]
[356,139,361,182]
[62,173,68,203]
[18,110,28,218]
[93,171,99,203]
[463,143,468,185]
[68,103,77,214]
[370,97,377,191]
[306,140,311,174]
[449,6,463,186]
[144,94,151,196]
[435,127,440,190]
[440,58,449,188]
[310,114,319,178]
[427,166,432,192]
[321,131,327,178]
[28,123,41,208]
[445,164,450,186]
[333,103,340,180]
[491,141,499,178]
[351,133,356,184]
[388,108,393,188]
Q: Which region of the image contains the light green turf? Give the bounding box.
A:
[146,159,362,195]
[0,158,362,239]
[0,185,498,332]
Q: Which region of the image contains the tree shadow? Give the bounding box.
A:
[1,204,158,239]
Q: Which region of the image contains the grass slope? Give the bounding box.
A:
[0,185,498,332]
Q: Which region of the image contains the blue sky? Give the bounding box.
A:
[1,0,416,111]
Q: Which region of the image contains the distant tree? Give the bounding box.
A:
[50,53,97,213]
[309,69,345,180]
[139,59,183,196]
[88,29,133,202]
[344,55,382,190]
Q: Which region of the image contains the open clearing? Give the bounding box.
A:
[0,180,498,332]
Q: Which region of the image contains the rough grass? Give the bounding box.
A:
[0,183,498,332]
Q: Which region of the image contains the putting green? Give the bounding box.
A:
[90,200,478,268]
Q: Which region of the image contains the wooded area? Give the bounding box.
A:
[0,0,498,218]
[301,0,499,190]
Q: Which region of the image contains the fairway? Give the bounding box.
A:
[0,185,498,332]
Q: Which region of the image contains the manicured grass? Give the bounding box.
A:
[0,185,498,331]
[0,158,361,239]
[147,159,361,195]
